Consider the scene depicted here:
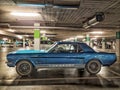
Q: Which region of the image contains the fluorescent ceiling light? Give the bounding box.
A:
[17,35,23,39]
[90,31,103,34]
[3,38,8,41]
[24,35,29,37]
[64,37,75,41]
[0,31,5,34]
[76,35,84,38]
[18,4,45,7]
[10,12,39,17]
[7,29,15,32]
[91,22,99,26]
[83,23,90,29]
[94,36,101,38]
[69,37,75,40]
[40,30,46,34]
[91,38,97,40]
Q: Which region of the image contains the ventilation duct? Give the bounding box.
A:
[83,12,105,29]
[12,0,80,9]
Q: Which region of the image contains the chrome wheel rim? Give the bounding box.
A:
[19,63,31,75]
[89,62,99,72]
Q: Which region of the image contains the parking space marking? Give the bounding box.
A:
[108,68,120,77]
[97,75,105,87]
[97,74,113,82]
[0,76,120,82]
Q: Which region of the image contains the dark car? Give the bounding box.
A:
[6,42,116,76]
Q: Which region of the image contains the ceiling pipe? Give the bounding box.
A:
[9,25,83,30]
[83,12,105,29]
[18,4,79,9]
[12,0,80,10]
[9,25,120,31]
[0,23,119,31]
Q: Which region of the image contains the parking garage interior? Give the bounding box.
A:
[0,0,120,90]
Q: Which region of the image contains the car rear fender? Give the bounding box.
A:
[85,58,103,65]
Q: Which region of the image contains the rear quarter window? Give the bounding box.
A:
[80,43,95,52]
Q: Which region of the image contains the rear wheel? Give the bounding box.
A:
[86,60,101,74]
[16,60,33,76]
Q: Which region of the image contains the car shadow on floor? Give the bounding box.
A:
[0,68,119,88]
[7,69,118,88]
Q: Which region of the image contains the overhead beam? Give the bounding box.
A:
[0,29,24,39]
[9,26,83,30]
[9,25,120,31]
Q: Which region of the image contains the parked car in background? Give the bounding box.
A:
[6,42,116,76]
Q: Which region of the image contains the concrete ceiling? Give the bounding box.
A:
[0,0,120,41]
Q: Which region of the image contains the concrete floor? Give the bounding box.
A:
[0,47,120,90]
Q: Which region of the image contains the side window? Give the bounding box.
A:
[51,44,77,53]
[77,44,83,52]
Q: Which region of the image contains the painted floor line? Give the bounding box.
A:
[0,76,120,82]
[108,68,120,77]
[97,75,105,87]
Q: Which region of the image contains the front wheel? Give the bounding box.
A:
[86,60,101,74]
[16,60,33,76]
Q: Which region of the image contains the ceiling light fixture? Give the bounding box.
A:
[83,12,105,29]
[94,36,101,38]
[76,35,84,38]
[90,31,103,34]
[17,2,79,10]
[25,35,29,37]
[7,29,15,32]
[17,35,23,39]
[3,38,8,41]
[0,31,5,34]
[10,12,39,17]
[40,30,46,34]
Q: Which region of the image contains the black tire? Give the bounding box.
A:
[16,60,33,76]
[86,60,101,74]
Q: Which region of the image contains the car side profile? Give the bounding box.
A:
[6,42,116,76]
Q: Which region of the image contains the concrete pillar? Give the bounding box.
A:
[13,39,16,48]
[34,23,40,50]
[90,40,93,48]
[86,34,90,45]
[102,38,105,49]
[74,37,78,42]
[28,39,31,47]
[8,39,11,43]
[116,32,120,57]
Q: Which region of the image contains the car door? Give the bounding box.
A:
[44,43,85,67]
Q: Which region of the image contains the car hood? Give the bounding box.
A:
[9,49,47,54]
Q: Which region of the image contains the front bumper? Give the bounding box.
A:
[6,61,15,67]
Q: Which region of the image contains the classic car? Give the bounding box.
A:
[6,42,116,76]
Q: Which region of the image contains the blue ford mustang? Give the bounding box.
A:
[6,42,116,76]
